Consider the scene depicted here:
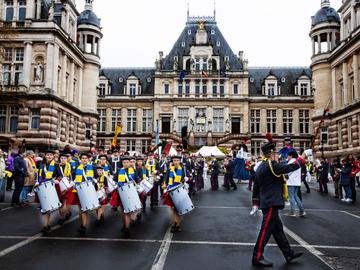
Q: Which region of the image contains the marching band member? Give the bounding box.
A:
[194,157,205,192]
[98,154,114,176]
[135,156,149,212]
[94,165,109,225]
[210,156,220,191]
[69,150,80,170]
[36,149,61,235]
[67,152,96,237]
[251,134,303,267]
[163,155,186,233]
[146,155,158,208]
[92,146,105,164]
[223,155,237,191]
[110,156,136,236]
[56,152,73,225]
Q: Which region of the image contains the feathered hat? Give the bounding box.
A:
[261,133,276,155]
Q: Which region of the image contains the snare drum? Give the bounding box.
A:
[75,181,100,212]
[35,181,62,213]
[118,182,142,214]
[168,184,195,216]
[59,177,72,193]
[107,177,118,194]
[140,179,153,193]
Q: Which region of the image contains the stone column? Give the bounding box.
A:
[331,68,337,109]
[23,41,33,88]
[45,42,54,90]
[61,53,68,98]
[342,62,349,105]
[91,35,95,54]
[26,0,35,19]
[351,6,356,32]
[312,38,315,55]
[36,0,41,19]
[332,32,336,48]
[276,109,282,135]
[317,35,321,54]
[293,109,299,135]
[52,43,59,92]
[260,109,266,134]
[137,108,142,134]
[106,107,112,133]
[327,33,331,52]
[96,38,100,56]
[78,68,83,107]
[353,54,359,100]
[69,61,75,103]
[12,1,18,20]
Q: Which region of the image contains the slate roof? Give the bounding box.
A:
[311,6,340,26]
[248,67,312,96]
[100,68,156,96]
[161,20,243,71]
[77,9,101,28]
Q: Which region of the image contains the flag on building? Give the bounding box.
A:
[179,70,187,81]
[111,123,122,149]
[155,121,160,145]
[202,71,209,78]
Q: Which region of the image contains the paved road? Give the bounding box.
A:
[0,177,359,270]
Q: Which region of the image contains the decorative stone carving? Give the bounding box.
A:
[34,62,44,83]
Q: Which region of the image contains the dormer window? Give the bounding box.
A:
[224,56,229,62]
[281,77,286,83]
[98,83,106,96]
[129,83,136,96]
[211,29,215,35]
[250,77,254,83]
[181,41,186,47]
[5,0,14,22]
[300,83,308,96]
[188,29,191,35]
[267,83,275,96]
[195,58,208,72]
[147,77,152,83]
[119,77,124,83]
[216,41,221,47]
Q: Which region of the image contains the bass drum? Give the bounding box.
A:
[35,181,62,213]
[168,184,195,216]
[118,182,142,214]
[75,181,100,212]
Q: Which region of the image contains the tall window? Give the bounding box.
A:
[111,109,121,132]
[299,110,310,134]
[251,141,261,157]
[337,121,342,147]
[185,81,190,97]
[18,0,26,21]
[202,81,207,97]
[97,109,106,132]
[213,108,224,132]
[9,106,18,133]
[178,81,183,97]
[267,83,275,96]
[142,140,152,154]
[164,83,169,95]
[30,109,40,130]
[195,81,200,97]
[219,80,225,97]
[250,110,261,134]
[300,83,308,96]
[126,140,136,152]
[5,0,14,22]
[142,109,153,133]
[99,83,106,96]
[129,83,136,96]
[194,58,208,71]
[178,108,188,132]
[127,109,137,133]
[2,47,24,86]
[266,110,277,133]
[233,84,239,95]
[0,106,6,132]
[321,127,328,144]
[283,110,293,134]
[212,80,218,97]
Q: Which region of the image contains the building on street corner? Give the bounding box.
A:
[0,0,102,152]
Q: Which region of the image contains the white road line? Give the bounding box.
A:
[151,227,173,270]
[1,207,13,212]
[340,211,360,220]
[1,235,360,251]
[283,226,335,270]
[0,216,78,258]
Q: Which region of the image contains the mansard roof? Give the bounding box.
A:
[248,67,312,96]
[100,68,155,95]
[161,19,243,71]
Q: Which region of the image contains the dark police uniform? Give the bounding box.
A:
[252,158,301,265]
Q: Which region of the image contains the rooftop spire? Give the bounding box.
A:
[213,0,216,20]
[321,0,330,8]
[187,1,190,21]
[85,0,93,11]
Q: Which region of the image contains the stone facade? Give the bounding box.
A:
[310,0,360,158]
[0,0,102,152]
[97,15,314,155]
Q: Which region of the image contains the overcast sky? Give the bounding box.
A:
[75,0,342,68]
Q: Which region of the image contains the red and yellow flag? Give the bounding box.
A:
[111,123,122,148]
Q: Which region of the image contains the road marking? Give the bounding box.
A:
[151,227,173,270]
[340,211,360,220]
[283,226,335,270]
[0,235,359,251]
[0,207,13,212]
[0,216,78,258]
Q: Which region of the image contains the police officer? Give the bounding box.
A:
[251,135,303,267]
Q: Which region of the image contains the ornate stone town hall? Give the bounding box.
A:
[0,0,359,158]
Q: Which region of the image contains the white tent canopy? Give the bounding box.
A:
[194,146,226,158]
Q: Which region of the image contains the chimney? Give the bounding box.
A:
[238,51,244,61]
